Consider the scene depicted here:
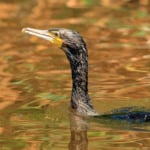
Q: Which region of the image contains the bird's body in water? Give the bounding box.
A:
[22,27,150,122]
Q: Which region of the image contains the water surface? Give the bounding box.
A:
[0,0,150,149]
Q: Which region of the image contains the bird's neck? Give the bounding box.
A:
[71,53,88,94]
[65,46,95,115]
[67,47,88,93]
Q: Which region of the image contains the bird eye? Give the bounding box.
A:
[53,32,59,37]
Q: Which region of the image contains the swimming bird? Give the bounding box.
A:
[22,27,97,116]
[22,27,150,122]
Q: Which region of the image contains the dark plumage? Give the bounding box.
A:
[22,27,150,121]
[22,27,97,116]
[56,29,96,115]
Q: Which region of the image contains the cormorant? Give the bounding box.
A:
[22,27,150,122]
[22,27,97,116]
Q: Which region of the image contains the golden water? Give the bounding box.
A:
[0,0,150,149]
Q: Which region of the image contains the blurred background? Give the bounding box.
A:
[0,0,150,149]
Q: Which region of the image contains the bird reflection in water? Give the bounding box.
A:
[69,109,88,150]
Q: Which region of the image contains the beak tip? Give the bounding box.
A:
[22,28,26,33]
[22,27,31,33]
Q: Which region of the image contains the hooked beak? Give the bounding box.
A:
[22,27,63,47]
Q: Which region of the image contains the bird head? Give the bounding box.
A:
[22,27,86,54]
